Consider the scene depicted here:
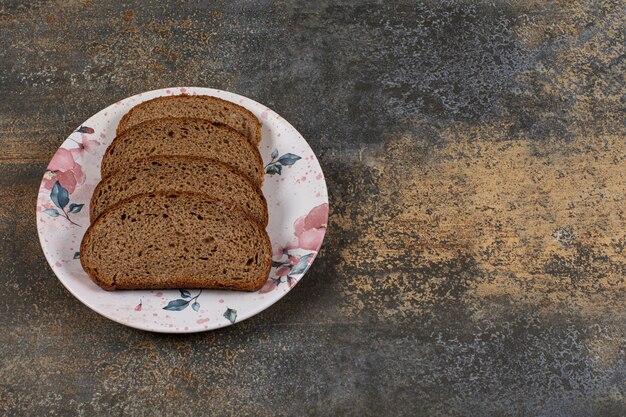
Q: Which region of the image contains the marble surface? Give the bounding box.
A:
[0,1,624,415]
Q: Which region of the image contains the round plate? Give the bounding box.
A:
[36,87,328,333]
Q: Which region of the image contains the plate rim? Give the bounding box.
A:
[36,86,329,333]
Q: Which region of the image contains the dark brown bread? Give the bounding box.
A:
[90,156,268,225]
[80,192,272,291]
[117,94,262,145]
[101,117,263,186]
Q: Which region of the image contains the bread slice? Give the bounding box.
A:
[101,117,263,186]
[90,156,268,225]
[117,94,262,145]
[80,192,271,291]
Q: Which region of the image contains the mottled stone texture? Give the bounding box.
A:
[0,1,624,416]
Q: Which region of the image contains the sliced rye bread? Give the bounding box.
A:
[80,192,272,291]
[90,156,268,225]
[117,94,262,145]
[101,117,264,186]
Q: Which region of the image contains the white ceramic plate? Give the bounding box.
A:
[36,87,328,333]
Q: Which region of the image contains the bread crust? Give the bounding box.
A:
[81,191,272,292]
[117,94,262,145]
[90,155,268,225]
[101,117,264,186]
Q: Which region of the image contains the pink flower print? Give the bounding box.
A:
[276,266,291,276]
[272,244,287,258]
[70,134,101,160]
[298,228,326,251]
[293,203,328,251]
[262,204,328,294]
[47,147,74,171]
[258,279,277,294]
[272,242,298,259]
[42,148,85,194]
[303,203,328,230]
